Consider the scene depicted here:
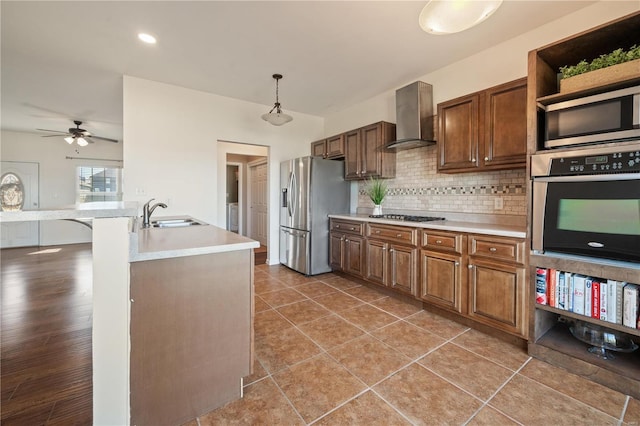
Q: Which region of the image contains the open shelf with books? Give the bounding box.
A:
[529,253,640,398]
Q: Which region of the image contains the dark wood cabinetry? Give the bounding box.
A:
[527,11,640,398]
[365,223,417,296]
[330,219,365,277]
[311,134,345,159]
[468,235,526,336]
[345,122,396,180]
[419,230,465,313]
[438,78,527,173]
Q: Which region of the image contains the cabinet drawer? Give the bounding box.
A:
[331,220,363,235]
[469,235,524,264]
[367,224,417,245]
[421,231,463,253]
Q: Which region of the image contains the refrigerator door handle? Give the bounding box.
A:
[290,171,297,220]
[287,172,294,218]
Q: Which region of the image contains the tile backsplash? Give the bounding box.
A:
[358,145,527,216]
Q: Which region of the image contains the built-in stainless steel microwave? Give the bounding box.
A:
[531,142,640,263]
[544,85,640,149]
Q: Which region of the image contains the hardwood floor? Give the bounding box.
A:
[1,244,93,425]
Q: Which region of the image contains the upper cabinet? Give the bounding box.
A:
[437,78,527,173]
[310,121,396,180]
[345,122,396,180]
[311,134,345,159]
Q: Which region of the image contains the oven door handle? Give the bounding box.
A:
[533,173,640,183]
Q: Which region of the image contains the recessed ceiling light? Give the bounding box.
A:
[138,33,157,44]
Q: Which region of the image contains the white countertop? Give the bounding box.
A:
[129,216,259,262]
[329,214,527,238]
[0,201,138,222]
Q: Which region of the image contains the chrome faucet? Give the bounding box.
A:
[142,198,168,227]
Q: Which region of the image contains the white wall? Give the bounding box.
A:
[324,1,640,135]
[123,76,323,261]
[1,130,123,245]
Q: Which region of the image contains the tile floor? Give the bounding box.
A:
[193,265,640,426]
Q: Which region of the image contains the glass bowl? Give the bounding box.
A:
[569,320,638,360]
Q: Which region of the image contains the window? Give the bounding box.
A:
[77,166,122,203]
[0,172,25,211]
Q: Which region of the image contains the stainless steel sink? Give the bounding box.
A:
[151,218,203,228]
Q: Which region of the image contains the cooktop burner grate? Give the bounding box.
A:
[369,214,446,222]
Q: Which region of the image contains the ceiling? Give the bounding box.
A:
[1,1,599,142]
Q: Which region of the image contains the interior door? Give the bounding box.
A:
[249,161,268,246]
[1,161,40,248]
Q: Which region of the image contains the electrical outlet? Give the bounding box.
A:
[494,197,504,210]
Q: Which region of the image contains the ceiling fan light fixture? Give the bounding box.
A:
[64,136,75,144]
[76,137,89,147]
[262,74,293,126]
[419,0,503,35]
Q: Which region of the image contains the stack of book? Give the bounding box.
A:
[535,267,640,330]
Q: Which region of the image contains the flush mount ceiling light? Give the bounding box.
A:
[138,33,157,44]
[261,74,293,126]
[419,0,503,35]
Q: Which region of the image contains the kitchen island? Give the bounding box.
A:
[128,217,258,425]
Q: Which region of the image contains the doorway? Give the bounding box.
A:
[226,163,241,234]
[248,159,268,246]
[1,161,40,248]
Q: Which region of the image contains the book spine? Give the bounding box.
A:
[585,279,592,318]
[548,269,557,308]
[606,280,617,324]
[623,284,639,328]
[567,272,574,312]
[573,276,585,316]
[592,281,600,319]
[535,268,547,305]
[616,282,625,325]
[558,272,566,310]
[599,281,608,322]
[555,270,561,309]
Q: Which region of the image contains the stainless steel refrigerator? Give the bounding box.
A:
[280,156,350,275]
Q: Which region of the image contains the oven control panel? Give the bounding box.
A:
[549,149,640,175]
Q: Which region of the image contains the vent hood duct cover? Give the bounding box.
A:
[386,81,436,150]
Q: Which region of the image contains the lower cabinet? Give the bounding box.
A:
[329,218,527,338]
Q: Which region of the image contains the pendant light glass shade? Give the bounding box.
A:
[76,137,89,147]
[65,136,75,144]
[419,0,503,35]
[262,74,293,126]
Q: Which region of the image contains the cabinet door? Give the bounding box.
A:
[360,123,382,178]
[468,258,526,336]
[311,140,327,158]
[483,78,527,169]
[389,244,417,296]
[365,239,387,286]
[326,134,345,159]
[329,232,344,271]
[419,250,463,313]
[344,130,361,180]
[344,235,365,277]
[437,93,481,172]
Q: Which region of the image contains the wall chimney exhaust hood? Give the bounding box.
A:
[385,81,436,150]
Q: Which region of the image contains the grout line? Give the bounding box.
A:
[370,387,419,426]
[266,375,308,425]
[307,388,370,425]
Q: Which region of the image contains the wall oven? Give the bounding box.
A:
[544,85,640,149]
[532,142,640,263]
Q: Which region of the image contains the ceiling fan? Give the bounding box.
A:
[37,120,118,146]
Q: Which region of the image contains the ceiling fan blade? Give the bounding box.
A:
[87,135,119,143]
[41,134,70,138]
[36,128,69,134]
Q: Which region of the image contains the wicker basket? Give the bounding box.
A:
[559,59,640,94]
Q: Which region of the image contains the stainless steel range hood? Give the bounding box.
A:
[385,81,436,150]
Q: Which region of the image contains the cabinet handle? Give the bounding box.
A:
[375,230,380,234]
[382,247,387,251]
[396,234,402,238]
[471,158,476,162]
[489,247,497,252]
[455,262,460,266]
[468,264,473,269]
[336,225,340,228]
[345,239,350,242]
[362,170,366,173]
[389,248,394,253]
[340,237,345,241]
[484,156,489,161]
[436,240,442,244]
[350,227,355,231]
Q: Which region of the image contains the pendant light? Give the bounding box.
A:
[261,74,293,126]
[419,0,503,35]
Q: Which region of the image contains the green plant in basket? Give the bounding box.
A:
[367,177,387,205]
[560,45,640,79]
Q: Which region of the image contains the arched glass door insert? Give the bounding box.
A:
[0,172,25,211]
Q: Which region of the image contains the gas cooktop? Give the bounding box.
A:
[369,214,446,222]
